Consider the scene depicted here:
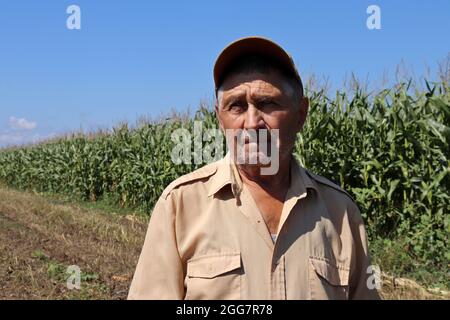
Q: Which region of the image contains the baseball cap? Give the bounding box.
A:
[213,36,303,93]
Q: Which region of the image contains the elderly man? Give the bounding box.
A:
[128,37,380,300]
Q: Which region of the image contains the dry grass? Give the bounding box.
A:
[0,185,447,300]
[0,185,148,299]
[380,273,449,300]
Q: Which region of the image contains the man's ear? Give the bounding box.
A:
[297,96,309,131]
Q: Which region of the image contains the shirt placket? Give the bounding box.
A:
[229,158,308,300]
[270,254,286,299]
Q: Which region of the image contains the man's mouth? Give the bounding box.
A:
[240,130,272,145]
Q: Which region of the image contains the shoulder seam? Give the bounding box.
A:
[162,163,218,199]
[305,170,356,203]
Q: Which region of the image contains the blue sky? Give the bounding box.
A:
[0,0,449,147]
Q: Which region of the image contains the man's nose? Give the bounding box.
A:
[244,105,265,129]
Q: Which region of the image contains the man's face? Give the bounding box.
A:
[215,70,308,170]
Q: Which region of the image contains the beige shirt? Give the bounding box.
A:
[128,155,380,300]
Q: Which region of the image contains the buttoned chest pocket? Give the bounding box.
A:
[308,256,350,300]
[185,253,242,300]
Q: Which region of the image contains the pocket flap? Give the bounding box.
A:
[309,256,349,286]
[187,253,241,279]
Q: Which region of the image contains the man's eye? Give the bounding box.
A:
[260,100,277,107]
[229,105,244,113]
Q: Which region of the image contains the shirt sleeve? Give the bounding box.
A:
[348,202,381,300]
[127,194,185,299]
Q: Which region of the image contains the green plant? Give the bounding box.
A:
[1,80,448,283]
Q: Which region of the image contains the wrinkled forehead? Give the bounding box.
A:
[219,71,288,100]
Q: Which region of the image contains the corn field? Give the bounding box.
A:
[0,80,449,275]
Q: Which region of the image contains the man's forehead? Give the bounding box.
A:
[221,75,285,99]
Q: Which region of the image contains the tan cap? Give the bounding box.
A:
[213,36,302,93]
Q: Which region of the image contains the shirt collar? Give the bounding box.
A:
[289,155,316,199]
[207,153,316,199]
[207,152,242,198]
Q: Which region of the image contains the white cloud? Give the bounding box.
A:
[9,116,37,130]
[0,132,24,144]
[0,117,56,148]
[0,131,56,148]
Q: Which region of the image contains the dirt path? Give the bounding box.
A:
[0,185,148,299]
[0,185,447,300]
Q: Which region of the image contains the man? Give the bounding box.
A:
[128,37,380,300]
